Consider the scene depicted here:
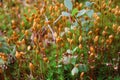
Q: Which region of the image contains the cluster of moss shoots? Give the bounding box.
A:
[0,0,120,80]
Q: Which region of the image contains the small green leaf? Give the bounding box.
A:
[77,9,86,17]
[72,8,78,16]
[0,58,4,64]
[0,37,5,41]
[85,1,93,7]
[86,10,94,18]
[71,58,76,65]
[62,12,70,17]
[64,0,73,11]
[72,47,78,54]
[79,64,88,72]
[71,67,79,76]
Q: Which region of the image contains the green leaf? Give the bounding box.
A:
[0,37,5,41]
[0,58,4,64]
[0,46,10,53]
[62,12,70,17]
[71,58,76,65]
[86,10,94,18]
[0,24,8,31]
[64,0,73,11]
[72,47,78,54]
[85,1,93,7]
[71,67,78,76]
[79,64,88,72]
[66,20,71,27]
[77,9,86,17]
[72,8,78,16]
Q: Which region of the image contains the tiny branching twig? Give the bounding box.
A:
[53,15,62,25]
[44,15,55,41]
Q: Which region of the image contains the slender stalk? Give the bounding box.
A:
[53,15,62,25]
[44,15,55,41]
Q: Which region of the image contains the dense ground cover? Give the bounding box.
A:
[0,0,120,80]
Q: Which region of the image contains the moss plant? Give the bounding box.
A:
[0,0,120,79]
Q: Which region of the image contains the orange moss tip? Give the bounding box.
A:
[101,39,105,43]
[95,28,100,33]
[1,56,8,62]
[40,8,45,14]
[36,49,39,54]
[89,53,95,58]
[101,3,106,9]
[80,72,84,79]
[60,3,64,8]
[78,35,82,42]
[109,35,114,39]
[25,30,29,36]
[0,52,8,62]
[102,30,107,36]
[27,45,31,51]
[29,62,34,71]
[33,37,37,43]
[15,51,21,59]
[49,5,53,11]
[21,39,25,44]
[112,24,117,31]
[67,38,73,44]
[90,46,95,53]
[15,51,25,60]
[75,64,79,67]
[41,47,45,51]
[11,20,16,25]
[106,39,113,44]
[43,57,49,63]
[79,3,83,8]
[54,5,58,11]
[45,21,51,25]
[94,36,99,43]
[88,31,92,35]
[90,66,95,69]
[79,44,82,49]
[93,13,98,19]
[56,37,62,43]
[54,32,57,38]
[104,26,108,30]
